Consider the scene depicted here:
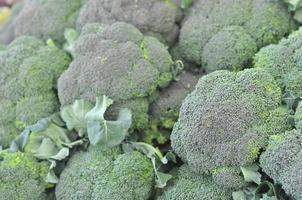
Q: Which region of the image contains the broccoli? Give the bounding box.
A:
[57,22,174,130]
[156,165,232,200]
[0,150,50,200]
[76,0,182,45]
[170,68,292,189]
[0,36,70,148]
[0,0,82,44]
[260,129,302,200]
[174,0,294,71]
[55,145,154,200]
[295,102,302,129]
[254,27,302,97]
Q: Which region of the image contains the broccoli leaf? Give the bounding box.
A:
[181,0,194,9]
[241,165,262,185]
[232,191,247,200]
[63,28,80,58]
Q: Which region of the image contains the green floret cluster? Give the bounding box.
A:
[0,36,70,148]
[171,68,292,189]
[0,150,50,200]
[156,165,232,200]
[55,145,154,200]
[254,27,302,97]
[174,0,295,72]
[57,22,174,130]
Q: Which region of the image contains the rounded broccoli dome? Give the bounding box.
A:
[76,0,181,45]
[0,151,49,200]
[175,0,294,70]
[171,68,291,188]
[156,165,232,200]
[56,145,154,200]
[201,26,257,72]
[0,36,70,148]
[260,129,302,200]
[57,22,174,129]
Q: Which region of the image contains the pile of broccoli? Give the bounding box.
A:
[1,0,302,199]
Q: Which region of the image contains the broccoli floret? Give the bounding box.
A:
[255,28,302,97]
[0,0,82,44]
[170,68,291,189]
[57,22,173,130]
[201,26,257,73]
[55,145,154,200]
[0,150,50,200]
[295,102,302,129]
[175,0,294,70]
[260,129,302,200]
[76,0,182,45]
[156,165,232,200]
[0,36,70,148]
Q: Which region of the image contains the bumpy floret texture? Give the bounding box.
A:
[0,0,82,44]
[156,165,232,200]
[55,145,154,200]
[176,0,294,70]
[255,28,302,97]
[171,68,291,189]
[0,151,49,200]
[0,36,70,148]
[260,129,302,200]
[58,22,173,129]
[201,26,257,73]
[76,0,181,45]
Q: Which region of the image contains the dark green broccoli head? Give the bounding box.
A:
[76,0,182,45]
[0,0,82,44]
[260,129,302,200]
[255,28,302,97]
[171,68,291,189]
[156,165,232,200]
[55,145,154,200]
[58,22,173,130]
[201,26,257,72]
[0,36,70,148]
[0,150,50,200]
[176,0,294,70]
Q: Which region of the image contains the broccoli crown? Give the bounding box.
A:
[201,26,257,73]
[0,150,49,200]
[254,27,302,97]
[156,165,232,200]
[76,0,181,45]
[58,22,173,129]
[0,36,70,148]
[55,145,154,200]
[171,68,291,188]
[176,0,294,70]
[260,129,302,200]
[0,0,83,44]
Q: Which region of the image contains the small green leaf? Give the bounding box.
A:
[241,166,261,185]
[63,28,80,57]
[85,95,113,122]
[155,172,173,188]
[232,191,247,200]
[181,0,194,9]
[294,8,302,23]
[50,148,69,160]
[46,170,59,184]
[31,138,59,160]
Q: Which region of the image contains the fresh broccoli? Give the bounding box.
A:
[174,0,294,70]
[0,0,82,44]
[0,36,70,148]
[170,68,292,189]
[55,145,154,200]
[57,22,174,130]
[0,150,50,200]
[260,129,302,200]
[76,0,182,45]
[254,27,302,97]
[156,165,232,200]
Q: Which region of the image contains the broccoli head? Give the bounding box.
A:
[0,36,70,148]
[175,0,294,70]
[260,129,302,200]
[57,22,174,130]
[0,0,83,44]
[156,165,232,200]
[76,0,182,45]
[55,145,154,200]
[170,68,292,189]
[0,150,50,200]
[254,27,302,97]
